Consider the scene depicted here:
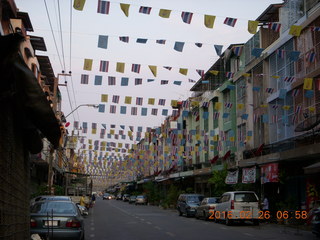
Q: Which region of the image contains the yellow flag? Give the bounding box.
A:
[242,73,251,77]
[289,25,302,37]
[118,143,123,148]
[128,131,132,136]
[309,106,316,112]
[271,75,280,79]
[171,100,178,107]
[248,20,259,34]
[260,104,268,108]
[191,151,195,155]
[92,129,96,134]
[178,134,183,139]
[282,105,291,110]
[179,68,188,75]
[116,62,125,73]
[101,94,108,102]
[149,65,157,77]
[159,9,171,18]
[210,70,219,75]
[148,98,155,105]
[230,137,235,142]
[191,101,199,107]
[304,78,313,90]
[180,146,184,152]
[88,139,92,144]
[125,96,132,104]
[73,0,86,11]
[83,59,93,71]
[89,145,93,150]
[213,135,218,141]
[195,146,199,152]
[204,15,216,28]
[237,103,244,110]
[215,102,222,110]
[246,136,252,141]
[196,134,200,140]
[120,3,130,17]
[164,146,169,153]
[210,146,215,150]
[110,129,115,135]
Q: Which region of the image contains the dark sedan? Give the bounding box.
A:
[30,200,85,240]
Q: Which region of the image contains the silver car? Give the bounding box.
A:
[30,200,85,240]
[195,197,219,220]
[135,195,147,205]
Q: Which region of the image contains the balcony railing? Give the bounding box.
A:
[296,41,320,79]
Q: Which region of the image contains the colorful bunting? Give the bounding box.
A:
[81,74,89,84]
[248,20,259,34]
[108,76,116,85]
[268,22,281,32]
[116,62,125,73]
[97,0,110,14]
[179,68,188,75]
[181,11,193,24]
[121,77,128,86]
[149,65,157,77]
[174,42,185,52]
[224,17,237,27]
[139,6,152,14]
[73,0,86,11]
[83,59,93,71]
[98,35,108,49]
[204,15,216,28]
[159,9,171,18]
[120,3,130,17]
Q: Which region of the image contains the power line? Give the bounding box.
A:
[57,0,66,72]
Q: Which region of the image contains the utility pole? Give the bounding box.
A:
[48,144,55,195]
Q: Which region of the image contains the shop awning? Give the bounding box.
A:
[156,178,170,182]
[304,162,320,174]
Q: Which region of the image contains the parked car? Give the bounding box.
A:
[103,193,112,200]
[135,195,147,205]
[30,195,72,208]
[312,208,320,238]
[177,194,204,217]
[30,200,85,240]
[129,196,137,204]
[123,194,130,202]
[195,197,219,220]
[214,191,260,226]
[116,194,123,200]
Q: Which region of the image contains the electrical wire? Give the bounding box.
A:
[57,0,66,71]
[43,0,64,70]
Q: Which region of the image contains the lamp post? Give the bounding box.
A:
[65,104,99,118]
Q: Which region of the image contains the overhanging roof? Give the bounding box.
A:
[36,55,55,87]
[17,12,33,31]
[256,4,283,22]
[29,36,47,51]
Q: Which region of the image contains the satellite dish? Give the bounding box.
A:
[294,113,320,132]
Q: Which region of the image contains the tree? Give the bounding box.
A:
[208,164,231,196]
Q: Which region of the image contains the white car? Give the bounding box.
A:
[215,191,260,226]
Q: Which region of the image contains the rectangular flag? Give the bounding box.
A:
[159,9,171,18]
[99,60,109,72]
[179,68,188,75]
[182,100,189,108]
[289,51,301,61]
[94,75,102,85]
[224,102,233,109]
[101,94,108,102]
[289,25,302,37]
[151,108,158,116]
[156,39,166,44]
[224,17,237,27]
[131,107,137,115]
[284,76,295,83]
[110,105,116,113]
[162,109,168,116]
[266,88,274,94]
[196,69,205,78]
[121,77,129,86]
[139,6,152,14]
[204,15,216,28]
[252,48,264,57]
[73,0,86,11]
[161,80,169,85]
[173,81,182,85]
[112,95,120,103]
[248,20,259,34]
[125,96,132,104]
[195,43,203,48]
[136,97,143,105]
[116,62,125,73]
[304,78,313,90]
[136,38,148,43]
[141,108,148,116]
[268,22,281,32]
[306,52,316,62]
[174,42,185,52]
[83,59,93,70]
[147,79,155,82]
[135,78,142,85]
[158,99,166,105]
[97,0,110,14]
[233,46,243,56]
[277,49,285,59]
[98,35,108,49]
[98,104,105,113]
[120,106,127,114]
[80,74,89,84]
[119,36,129,43]
[131,63,141,73]
[108,76,116,85]
[181,11,193,24]
[148,98,155,105]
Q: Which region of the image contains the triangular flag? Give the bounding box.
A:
[204,15,216,28]
[120,3,130,17]
[149,65,157,77]
[98,35,108,49]
[159,9,171,18]
[179,68,188,75]
[248,20,259,34]
[214,45,223,56]
[289,25,302,37]
[174,42,185,52]
[116,62,125,73]
[73,0,86,11]
[83,59,93,71]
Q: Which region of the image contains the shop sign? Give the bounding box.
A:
[225,170,238,184]
[242,167,256,183]
[260,163,279,184]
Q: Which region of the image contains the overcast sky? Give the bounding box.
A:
[16,0,280,148]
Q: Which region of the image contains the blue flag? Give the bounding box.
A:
[289,51,300,62]
[147,79,155,82]
[174,41,185,52]
[252,48,264,57]
[120,106,127,114]
[94,75,102,85]
[98,35,108,49]
[141,108,148,116]
[214,45,223,56]
[98,104,105,113]
[278,89,287,99]
[162,109,168,116]
[121,77,129,86]
[173,81,182,85]
[136,38,148,43]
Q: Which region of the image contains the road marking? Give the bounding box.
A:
[154,226,162,230]
[166,232,175,237]
[140,218,145,221]
[90,222,94,226]
[90,234,95,238]
[90,227,95,231]
[146,221,152,225]
[220,227,227,230]
[244,233,254,237]
[203,222,209,225]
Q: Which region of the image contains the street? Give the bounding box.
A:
[84,198,315,240]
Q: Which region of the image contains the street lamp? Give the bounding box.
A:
[65,104,99,118]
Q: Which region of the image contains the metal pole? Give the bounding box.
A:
[48,145,54,195]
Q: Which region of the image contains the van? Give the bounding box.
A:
[177,194,204,217]
[215,191,260,225]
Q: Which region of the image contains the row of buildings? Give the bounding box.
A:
[112,0,320,213]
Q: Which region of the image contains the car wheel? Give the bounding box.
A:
[226,216,233,226]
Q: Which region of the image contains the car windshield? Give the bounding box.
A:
[31,201,76,214]
[234,193,258,202]
[187,196,203,203]
[207,198,218,203]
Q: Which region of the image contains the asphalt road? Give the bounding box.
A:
[84,197,315,240]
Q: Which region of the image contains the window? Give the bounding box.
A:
[234,193,258,202]
[223,91,231,123]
